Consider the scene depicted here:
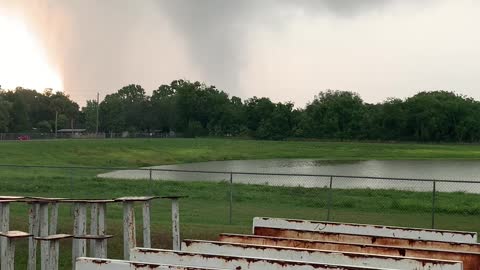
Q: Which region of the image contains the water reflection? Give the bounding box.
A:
[98,159,480,193]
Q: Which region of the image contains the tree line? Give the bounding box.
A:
[1,80,480,142]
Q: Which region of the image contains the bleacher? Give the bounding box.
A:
[1,195,478,269]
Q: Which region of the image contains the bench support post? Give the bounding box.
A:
[123,202,136,259]
[72,203,87,270]
[142,201,151,248]
[1,238,15,270]
[171,198,180,250]
[28,204,39,270]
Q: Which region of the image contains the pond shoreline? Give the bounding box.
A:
[98,159,480,193]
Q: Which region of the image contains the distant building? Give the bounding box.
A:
[57,129,87,136]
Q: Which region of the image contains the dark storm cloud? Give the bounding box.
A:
[156,0,398,92]
[285,0,390,15]
[156,0,255,92]
[2,0,432,103]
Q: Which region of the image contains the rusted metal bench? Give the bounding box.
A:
[75,257,228,270]
[252,226,480,252]
[130,247,396,270]
[220,233,480,270]
[253,217,478,243]
[182,239,462,270]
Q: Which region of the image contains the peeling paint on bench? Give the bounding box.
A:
[181,239,462,270]
[253,217,478,243]
[220,233,480,270]
[131,248,397,270]
[250,227,480,252]
[75,257,227,270]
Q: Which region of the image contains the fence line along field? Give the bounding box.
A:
[1,138,479,269]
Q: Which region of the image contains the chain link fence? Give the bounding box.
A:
[0,132,180,140]
[1,163,478,268]
[0,164,479,232]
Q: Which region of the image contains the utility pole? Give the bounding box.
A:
[55,110,58,138]
[96,92,100,136]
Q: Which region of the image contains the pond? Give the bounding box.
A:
[98,159,480,193]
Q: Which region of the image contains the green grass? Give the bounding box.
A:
[2,174,480,269]
[1,138,480,268]
[1,138,480,167]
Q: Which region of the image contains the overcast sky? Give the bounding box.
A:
[1,0,479,106]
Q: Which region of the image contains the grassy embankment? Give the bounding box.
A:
[2,138,480,166]
[0,138,479,268]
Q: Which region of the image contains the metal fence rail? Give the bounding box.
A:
[2,164,480,183]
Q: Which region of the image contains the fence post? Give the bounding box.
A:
[149,169,153,195]
[327,176,333,221]
[69,169,74,198]
[229,172,233,225]
[431,181,436,229]
[69,169,74,217]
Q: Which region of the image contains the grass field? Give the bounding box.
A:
[3,175,480,268]
[0,138,479,268]
[2,138,480,167]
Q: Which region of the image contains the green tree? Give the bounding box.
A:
[100,84,148,133]
[209,96,247,136]
[100,93,125,133]
[404,91,470,141]
[256,102,295,140]
[6,88,56,130]
[82,100,99,132]
[164,80,239,136]
[0,97,12,132]
[245,97,275,136]
[360,99,407,141]
[50,92,80,131]
[303,90,365,139]
[36,120,52,133]
[117,84,149,131]
[2,81,480,143]
[151,84,177,132]
[9,96,30,132]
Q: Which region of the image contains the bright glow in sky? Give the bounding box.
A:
[0,14,62,91]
